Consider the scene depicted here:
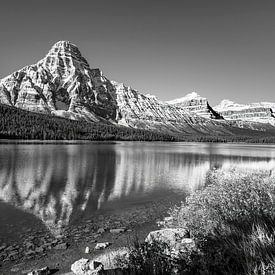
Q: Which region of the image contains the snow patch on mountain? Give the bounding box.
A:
[215,100,275,125]
[166,92,201,104]
[167,92,223,120]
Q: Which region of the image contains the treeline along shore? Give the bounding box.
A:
[1,103,275,143]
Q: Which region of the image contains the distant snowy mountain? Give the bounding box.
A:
[215,100,275,125]
[0,40,275,136]
[167,92,223,119]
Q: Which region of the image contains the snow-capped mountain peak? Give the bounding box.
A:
[166,92,223,119]
[214,99,275,125]
[166,92,201,104]
[0,40,275,134]
[216,99,237,109]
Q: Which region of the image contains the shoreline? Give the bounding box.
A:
[0,198,178,275]
[1,139,275,146]
[3,222,158,275]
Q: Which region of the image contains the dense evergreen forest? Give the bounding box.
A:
[0,104,175,141]
[179,135,275,143]
[0,103,275,143]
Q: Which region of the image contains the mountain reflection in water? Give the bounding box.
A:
[0,142,275,236]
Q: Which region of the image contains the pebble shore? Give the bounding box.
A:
[0,197,181,274]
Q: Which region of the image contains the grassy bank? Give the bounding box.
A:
[119,169,275,274]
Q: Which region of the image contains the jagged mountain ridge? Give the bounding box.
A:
[167,92,223,119]
[0,41,118,122]
[215,100,275,126]
[0,40,274,136]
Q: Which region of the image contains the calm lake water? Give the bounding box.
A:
[0,142,275,243]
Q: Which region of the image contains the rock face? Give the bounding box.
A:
[112,82,203,128]
[167,92,223,119]
[0,40,275,135]
[0,40,229,136]
[214,100,275,125]
[0,41,118,122]
[0,41,211,134]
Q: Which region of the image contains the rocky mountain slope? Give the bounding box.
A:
[0,41,118,122]
[0,40,274,137]
[214,100,275,125]
[167,92,223,119]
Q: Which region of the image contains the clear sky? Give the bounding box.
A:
[0,0,274,105]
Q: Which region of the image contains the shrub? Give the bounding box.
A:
[165,168,275,274]
[120,169,275,274]
[168,168,275,238]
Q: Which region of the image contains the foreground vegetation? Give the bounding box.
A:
[118,169,275,274]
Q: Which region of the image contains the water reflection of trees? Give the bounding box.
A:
[0,144,274,235]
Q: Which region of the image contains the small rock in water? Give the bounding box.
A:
[42,242,52,249]
[10,266,20,272]
[54,242,68,250]
[35,246,44,253]
[0,251,7,261]
[25,242,35,250]
[51,239,58,245]
[110,228,126,234]
[95,242,111,250]
[85,246,90,254]
[8,250,19,261]
[97,228,105,234]
[24,249,36,256]
[0,244,7,252]
[27,266,50,275]
[6,245,14,251]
